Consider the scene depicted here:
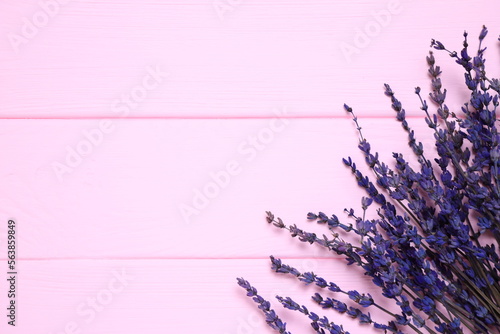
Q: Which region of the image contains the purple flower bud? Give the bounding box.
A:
[430,39,445,50]
[479,25,488,41]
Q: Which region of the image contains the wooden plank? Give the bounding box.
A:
[0,117,435,259]
[0,258,394,333]
[0,0,497,118]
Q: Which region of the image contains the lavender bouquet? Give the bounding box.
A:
[237,26,500,334]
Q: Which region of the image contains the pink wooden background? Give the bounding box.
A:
[0,0,499,333]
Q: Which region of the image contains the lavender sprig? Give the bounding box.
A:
[276,295,350,334]
[270,255,430,334]
[236,277,292,334]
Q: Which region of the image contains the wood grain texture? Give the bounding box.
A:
[0,0,497,333]
[0,0,498,118]
[0,117,434,332]
[0,118,434,260]
[0,259,392,334]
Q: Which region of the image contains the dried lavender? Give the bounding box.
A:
[236,277,292,333]
[237,26,500,334]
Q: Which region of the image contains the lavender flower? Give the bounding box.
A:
[238,26,500,334]
[236,278,291,334]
